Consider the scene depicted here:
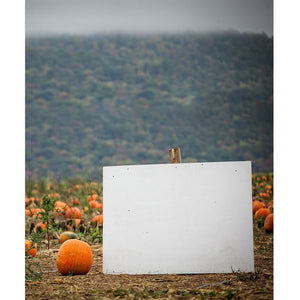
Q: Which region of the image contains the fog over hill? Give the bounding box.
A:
[26,0,273,36]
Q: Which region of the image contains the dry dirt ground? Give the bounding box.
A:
[25,225,273,300]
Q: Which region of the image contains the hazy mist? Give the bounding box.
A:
[26,0,273,36]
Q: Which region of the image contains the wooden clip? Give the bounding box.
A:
[169,148,181,163]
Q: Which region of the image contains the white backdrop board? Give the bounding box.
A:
[103,161,254,274]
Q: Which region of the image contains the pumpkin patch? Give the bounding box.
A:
[252,174,274,233]
[25,174,273,298]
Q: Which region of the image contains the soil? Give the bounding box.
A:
[25,224,273,299]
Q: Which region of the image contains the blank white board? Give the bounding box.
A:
[103,161,254,274]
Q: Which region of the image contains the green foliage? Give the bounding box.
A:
[40,194,56,222]
[40,194,57,249]
[25,233,43,282]
[89,226,103,243]
[26,33,273,180]
[256,216,266,229]
[30,231,43,245]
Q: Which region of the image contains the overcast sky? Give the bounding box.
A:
[26,0,273,36]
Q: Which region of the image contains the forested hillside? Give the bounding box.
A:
[25,32,273,180]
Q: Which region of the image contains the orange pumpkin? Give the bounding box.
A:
[65,207,81,219]
[74,219,81,227]
[89,200,98,209]
[25,209,31,217]
[50,192,60,199]
[264,213,273,233]
[96,202,103,210]
[92,214,103,225]
[267,199,274,208]
[25,240,37,257]
[254,207,271,220]
[252,200,265,214]
[265,184,272,191]
[25,196,31,206]
[262,192,270,199]
[55,201,69,211]
[56,239,93,275]
[35,222,46,231]
[59,231,78,244]
[54,206,65,216]
[89,200,103,210]
[88,194,98,202]
[31,189,39,195]
[69,198,80,206]
[74,184,81,190]
[30,208,44,217]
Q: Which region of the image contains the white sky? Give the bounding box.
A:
[26,0,273,36]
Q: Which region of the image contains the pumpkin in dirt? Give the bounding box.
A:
[254,207,271,220]
[56,239,93,275]
[92,214,103,225]
[59,231,78,244]
[252,200,265,214]
[65,207,81,219]
[264,213,273,233]
[25,240,37,257]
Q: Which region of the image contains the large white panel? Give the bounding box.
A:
[103,161,254,274]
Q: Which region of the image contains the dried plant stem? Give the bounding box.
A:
[197,276,237,289]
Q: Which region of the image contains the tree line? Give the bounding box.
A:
[26,32,273,180]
